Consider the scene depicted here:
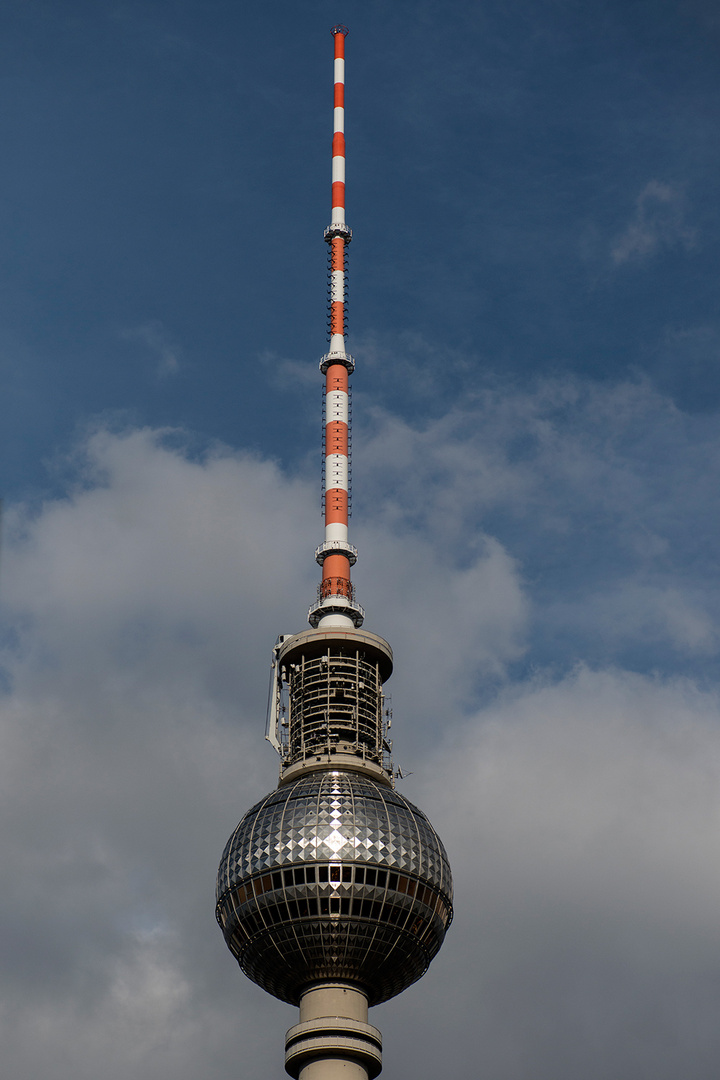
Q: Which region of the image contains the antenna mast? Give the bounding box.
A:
[310,24,363,631]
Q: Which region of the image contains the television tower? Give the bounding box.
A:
[216,27,453,1080]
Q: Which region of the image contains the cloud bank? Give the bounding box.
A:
[1,375,719,1078]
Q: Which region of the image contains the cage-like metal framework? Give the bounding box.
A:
[270,629,394,775]
[287,648,383,760]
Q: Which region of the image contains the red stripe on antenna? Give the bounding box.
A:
[325,491,349,523]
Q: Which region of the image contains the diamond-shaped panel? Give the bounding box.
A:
[215,770,453,1005]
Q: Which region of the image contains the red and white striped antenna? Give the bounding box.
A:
[309,25,364,631]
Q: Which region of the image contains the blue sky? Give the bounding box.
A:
[2,2,720,1078]
[4,0,720,496]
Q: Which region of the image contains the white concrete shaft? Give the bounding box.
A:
[300,985,368,1024]
[285,983,382,1080]
[299,1059,368,1080]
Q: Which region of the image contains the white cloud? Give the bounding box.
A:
[0,420,526,1079]
[121,321,182,377]
[356,376,720,669]
[593,583,717,653]
[390,666,720,1080]
[1,376,719,1078]
[611,181,696,265]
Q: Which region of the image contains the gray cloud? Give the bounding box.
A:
[397,666,720,1080]
[356,376,720,677]
[1,376,720,1077]
[611,181,696,265]
[121,321,182,377]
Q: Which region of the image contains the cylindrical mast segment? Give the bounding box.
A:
[330,27,347,232]
[311,25,363,631]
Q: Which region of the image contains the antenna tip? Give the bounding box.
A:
[331,24,349,36]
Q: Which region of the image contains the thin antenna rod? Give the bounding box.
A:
[310,25,363,630]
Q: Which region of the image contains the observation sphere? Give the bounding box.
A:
[216,770,453,1005]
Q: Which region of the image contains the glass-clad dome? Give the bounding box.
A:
[216,770,453,1005]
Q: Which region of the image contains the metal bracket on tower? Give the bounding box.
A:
[315,540,358,566]
[324,222,352,242]
[308,594,365,628]
[320,351,355,374]
[265,635,290,756]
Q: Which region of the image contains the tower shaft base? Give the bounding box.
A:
[285,984,382,1080]
[298,1060,369,1080]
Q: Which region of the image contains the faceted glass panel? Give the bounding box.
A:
[216,770,453,1005]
